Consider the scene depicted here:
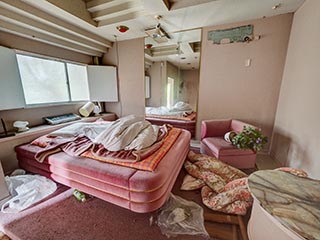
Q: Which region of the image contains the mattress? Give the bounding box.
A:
[146,117,196,138]
[15,130,191,213]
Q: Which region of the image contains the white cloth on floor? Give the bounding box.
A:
[1,175,57,213]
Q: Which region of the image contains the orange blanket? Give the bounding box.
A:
[81,128,182,171]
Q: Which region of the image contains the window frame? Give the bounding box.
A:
[16,51,90,108]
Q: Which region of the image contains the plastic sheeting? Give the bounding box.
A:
[1,174,57,213]
[157,193,209,238]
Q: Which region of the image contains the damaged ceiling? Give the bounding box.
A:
[0,0,304,59]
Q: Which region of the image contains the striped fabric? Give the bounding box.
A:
[81,128,182,171]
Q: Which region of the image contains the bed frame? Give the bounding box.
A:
[15,130,191,213]
[145,117,196,138]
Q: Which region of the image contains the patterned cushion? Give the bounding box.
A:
[180,174,205,191]
[201,184,253,215]
[184,151,252,215]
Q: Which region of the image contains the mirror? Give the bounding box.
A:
[144,28,201,138]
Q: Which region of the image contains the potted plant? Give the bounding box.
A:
[231,126,268,153]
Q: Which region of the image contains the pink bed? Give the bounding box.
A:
[15,130,191,213]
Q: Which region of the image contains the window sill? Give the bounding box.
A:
[0,113,116,144]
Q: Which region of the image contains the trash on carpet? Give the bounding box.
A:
[1,174,57,213]
[157,193,209,238]
[73,189,87,202]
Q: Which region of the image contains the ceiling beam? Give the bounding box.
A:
[141,0,170,13]
[91,1,142,21]
[0,7,107,53]
[170,0,213,10]
[97,10,146,27]
[86,0,126,12]
[45,0,97,26]
[0,20,103,56]
[0,0,112,48]
[179,42,194,54]
[144,58,153,66]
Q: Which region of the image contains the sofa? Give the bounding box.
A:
[200,119,256,169]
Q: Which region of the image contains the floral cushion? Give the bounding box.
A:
[180,174,205,191]
[223,177,248,192]
[183,151,252,215]
[201,184,253,215]
[185,151,247,192]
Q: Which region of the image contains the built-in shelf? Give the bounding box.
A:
[0,113,116,144]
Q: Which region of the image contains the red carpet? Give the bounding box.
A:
[0,170,218,240]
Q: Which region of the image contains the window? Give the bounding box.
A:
[167,77,174,108]
[16,54,89,105]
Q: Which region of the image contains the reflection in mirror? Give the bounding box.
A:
[144,29,201,138]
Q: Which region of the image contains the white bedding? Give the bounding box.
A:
[146,102,193,117]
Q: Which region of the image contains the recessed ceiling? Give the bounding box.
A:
[0,0,305,56]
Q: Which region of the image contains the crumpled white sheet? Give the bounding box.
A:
[1,174,57,213]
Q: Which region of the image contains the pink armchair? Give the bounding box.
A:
[200,119,257,169]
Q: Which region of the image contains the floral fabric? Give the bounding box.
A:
[180,174,205,191]
[201,185,253,215]
[183,151,252,215]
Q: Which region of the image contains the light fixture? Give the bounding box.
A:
[272,3,281,10]
[116,25,129,33]
[145,15,170,43]
[145,44,153,49]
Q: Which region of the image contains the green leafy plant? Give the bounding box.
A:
[231,126,268,152]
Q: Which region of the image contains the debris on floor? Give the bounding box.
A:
[156,193,209,238]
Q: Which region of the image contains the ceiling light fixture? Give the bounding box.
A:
[116,25,129,33]
[145,15,170,43]
[272,3,281,10]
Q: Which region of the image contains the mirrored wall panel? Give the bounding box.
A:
[144,28,201,128]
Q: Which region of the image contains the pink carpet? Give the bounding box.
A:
[0,170,216,240]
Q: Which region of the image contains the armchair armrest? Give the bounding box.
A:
[201,119,232,139]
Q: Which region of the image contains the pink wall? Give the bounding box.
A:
[102,38,145,117]
[271,0,320,178]
[197,14,293,153]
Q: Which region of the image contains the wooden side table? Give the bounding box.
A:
[204,211,249,240]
